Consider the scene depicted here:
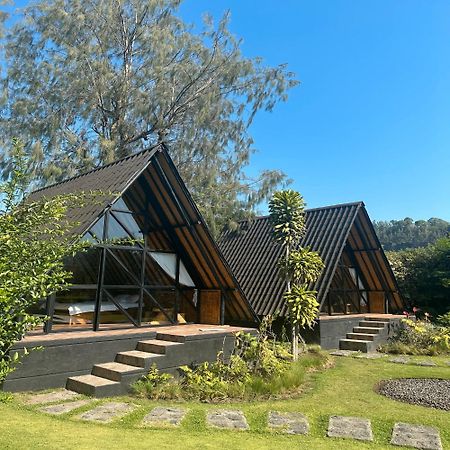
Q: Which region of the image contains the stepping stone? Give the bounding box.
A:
[26,389,80,405]
[268,411,309,434]
[389,357,410,364]
[356,353,384,359]
[329,350,358,357]
[391,423,442,450]
[39,399,91,415]
[207,410,249,430]
[415,360,437,367]
[327,415,373,441]
[143,407,186,426]
[78,402,135,423]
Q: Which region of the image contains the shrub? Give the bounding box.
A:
[132,318,330,402]
[379,318,450,355]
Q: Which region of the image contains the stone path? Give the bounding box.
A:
[25,389,80,405]
[23,389,445,446]
[143,407,186,426]
[327,415,373,441]
[206,410,249,430]
[268,411,309,434]
[391,423,442,450]
[78,402,135,423]
[39,399,91,415]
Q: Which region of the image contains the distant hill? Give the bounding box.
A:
[373,217,450,251]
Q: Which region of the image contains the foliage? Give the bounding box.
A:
[437,312,450,327]
[269,190,306,245]
[269,190,324,360]
[379,319,450,356]
[132,317,329,402]
[283,285,320,328]
[373,217,449,251]
[0,140,95,383]
[387,237,450,316]
[0,0,298,235]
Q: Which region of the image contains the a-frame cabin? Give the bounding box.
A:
[219,202,405,350]
[28,144,256,332]
[4,144,257,394]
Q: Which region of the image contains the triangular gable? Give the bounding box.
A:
[28,145,257,323]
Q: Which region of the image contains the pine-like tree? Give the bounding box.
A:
[0,1,297,234]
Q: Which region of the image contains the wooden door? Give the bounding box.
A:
[199,290,221,324]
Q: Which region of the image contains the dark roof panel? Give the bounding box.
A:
[219,202,363,316]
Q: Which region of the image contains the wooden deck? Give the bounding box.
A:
[17,323,255,348]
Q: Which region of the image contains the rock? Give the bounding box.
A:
[327,415,373,441]
[207,410,249,430]
[378,378,450,411]
[268,411,309,434]
[143,407,186,426]
[415,360,437,367]
[356,353,384,359]
[78,402,135,423]
[391,423,442,450]
[39,400,91,415]
[26,389,80,405]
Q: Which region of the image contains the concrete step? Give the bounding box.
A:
[66,374,122,397]
[353,326,384,334]
[115,350,163,368]
[137,339,184,354]
[359,320,388,328]
[364,317,391,323]
[155,332,185,343]
[339,338,375,352]
[347,333,377,341]
[92,362,144,382]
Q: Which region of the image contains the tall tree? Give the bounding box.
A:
[373,217,450,251]
[0,140,89,383]
[269,190,324,360]
[0,0,297,235]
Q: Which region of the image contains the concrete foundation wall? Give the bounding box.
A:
[3,330,237,393]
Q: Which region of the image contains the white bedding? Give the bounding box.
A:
[54,295,139,316]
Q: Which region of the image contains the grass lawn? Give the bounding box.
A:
[0,355,449,450]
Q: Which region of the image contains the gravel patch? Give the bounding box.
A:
[378,378,450,411]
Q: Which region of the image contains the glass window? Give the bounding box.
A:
[103,248,142,286]
[65,247,100,284]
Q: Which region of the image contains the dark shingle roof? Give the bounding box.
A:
[219,202,364,316]
[28,145,160,237]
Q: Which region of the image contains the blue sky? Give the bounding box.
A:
[4,1,450,221]
[180,0,450,221]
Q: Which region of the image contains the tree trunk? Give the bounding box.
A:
[292,323,298,361]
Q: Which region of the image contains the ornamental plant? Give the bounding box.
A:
[0,140,94,383]
[269,190,324,360]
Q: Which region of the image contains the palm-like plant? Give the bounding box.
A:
[269,190,324,360]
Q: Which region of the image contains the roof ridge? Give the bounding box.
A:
[237,201,365,224]
[30,144,161,195]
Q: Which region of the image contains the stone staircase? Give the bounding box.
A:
[338,317,391,352]
[66,338,184,397]
[66,327,239,397]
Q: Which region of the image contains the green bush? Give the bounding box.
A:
[132,319,329,402]
[379,318,450,355]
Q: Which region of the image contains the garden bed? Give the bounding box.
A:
[377,378,450,411]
